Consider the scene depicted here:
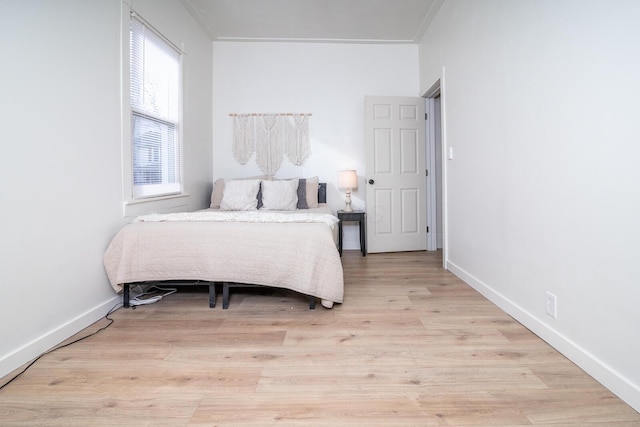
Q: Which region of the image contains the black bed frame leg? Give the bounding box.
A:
[123,284,130,308]
[309,297,316,309]
[223,282,229,309]
[209,282,216,308]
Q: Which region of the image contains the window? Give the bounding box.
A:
[129,14,182,199]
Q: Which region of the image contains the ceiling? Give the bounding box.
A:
[183,0,443,43]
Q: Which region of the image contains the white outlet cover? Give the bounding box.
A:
[545,291,557,319]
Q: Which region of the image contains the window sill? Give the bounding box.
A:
[123,193,190,218]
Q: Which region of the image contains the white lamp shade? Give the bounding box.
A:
[338,170,358,190]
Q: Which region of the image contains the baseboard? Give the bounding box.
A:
[0,296,121,380]
[446,260,640,413]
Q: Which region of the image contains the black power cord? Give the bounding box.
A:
[0,303,121,391]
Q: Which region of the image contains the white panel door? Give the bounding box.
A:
[365,96,426,253]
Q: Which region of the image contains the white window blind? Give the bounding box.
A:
[130,14,182,199]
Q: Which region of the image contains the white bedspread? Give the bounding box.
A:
[103,211,344,308]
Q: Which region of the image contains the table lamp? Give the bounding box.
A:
[338,169,358,212]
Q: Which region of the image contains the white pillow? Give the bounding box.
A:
[220,179,261,211]
[260,179,299,210]
[211,175,270,209]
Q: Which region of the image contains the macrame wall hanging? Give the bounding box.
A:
[232,114,255,165]
[230,113,311,176]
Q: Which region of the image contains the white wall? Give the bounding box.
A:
[0,0,212,378]
[419,0,640,411]
[212,42,419,248]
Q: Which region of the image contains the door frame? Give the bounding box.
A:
[423,72,447,268]
[424,89,438,252]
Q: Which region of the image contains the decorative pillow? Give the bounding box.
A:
[210,178,225,208]
[220,179,261,211]
[260,179,299,210]
[296,178,308,209]
[305,176,319,208]
[211,175,268,209]
[257,182,264,209]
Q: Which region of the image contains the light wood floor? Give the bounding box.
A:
[1,251,638,426]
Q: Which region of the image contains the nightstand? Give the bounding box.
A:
[337,210,366,257]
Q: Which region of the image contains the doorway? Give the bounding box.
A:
[424,81,443,252]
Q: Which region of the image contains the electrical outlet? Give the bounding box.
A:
[545,291,557,319]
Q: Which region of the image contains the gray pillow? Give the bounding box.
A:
[296,178,308,209]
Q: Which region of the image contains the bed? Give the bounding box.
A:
[103,179,344,309]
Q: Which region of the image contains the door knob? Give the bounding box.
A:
[368,179,375,185]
